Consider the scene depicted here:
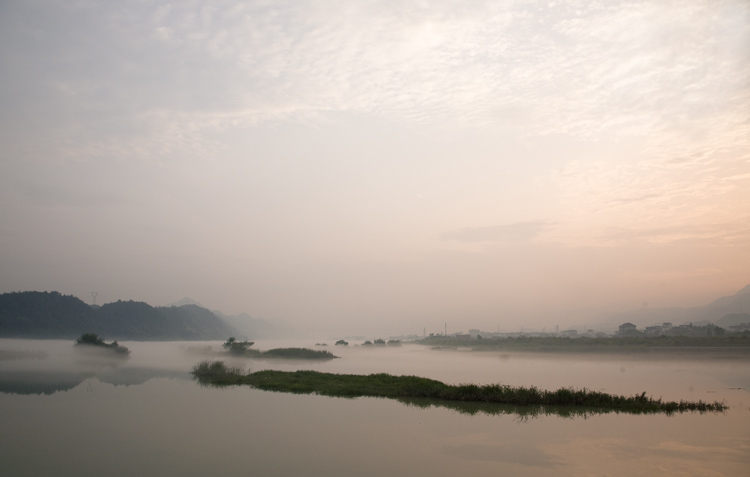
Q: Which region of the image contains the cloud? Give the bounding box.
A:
[1,0,748,327]
[441,221,553,243]
[2,0,747,163]
[600,219,750,246]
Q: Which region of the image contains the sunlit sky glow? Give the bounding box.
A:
[1,0,748,335]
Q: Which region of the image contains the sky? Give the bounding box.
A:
[1,0,748,336]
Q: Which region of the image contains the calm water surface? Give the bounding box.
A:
[1,339,748,476]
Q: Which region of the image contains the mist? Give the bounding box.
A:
[1,337,748,476]
[1,1,748,336]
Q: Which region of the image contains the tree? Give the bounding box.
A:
[76,332,106,346]
[335,339,348,346]
[223,337,255,355]
[74,332,130,355]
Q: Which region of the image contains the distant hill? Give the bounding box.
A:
[165,297,301,340]
[717,313,750,328]
[700,285,750,321]
[212,310,304,340]
[0,291,239,340]
[165,297,203,307]
[604,284,750,329]
[0,291,96,338]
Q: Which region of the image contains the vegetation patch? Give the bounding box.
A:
[74,333,130,356]
[261,348,337,360]
[222,337,260,356]
[217,338,337,360]
[191,360,245,379]
[190,362,726,415]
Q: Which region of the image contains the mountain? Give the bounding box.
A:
[0,291,239,340]
[717,313,750,328]
[604,284,750,329]
[166,297,302,339]
[699,285,750,321]
[0,291,96,338]
[166,297,203,307]
[212,310,304,340]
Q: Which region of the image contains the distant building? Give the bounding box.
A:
[643,322,674,336]
[560,329,578,338]
[618,323,638,336]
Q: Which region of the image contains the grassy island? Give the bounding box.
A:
[218,337,337,360]
[260,347,338,359]
[191,362,726,416]
[74,333,130,356]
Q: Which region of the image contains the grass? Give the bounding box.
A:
[190,361,726,416]
[191,360,245,379]
[218,338,337,360]
[261,348,338,360]
[218,347,337,360]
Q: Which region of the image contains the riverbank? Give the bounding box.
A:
[418,335,750,354]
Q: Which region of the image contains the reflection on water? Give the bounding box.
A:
[0,340,187,394]
[397,397,652,420]
[0,367,189,395]
[0,370,86,395]
[0,339,748,477]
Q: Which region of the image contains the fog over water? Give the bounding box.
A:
[1,339,748,476]
[1,1,748,473]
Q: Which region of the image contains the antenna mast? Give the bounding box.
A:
[91,291,98,306]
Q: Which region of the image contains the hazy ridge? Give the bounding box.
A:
[0,291,239,340]
[601,284,750,330]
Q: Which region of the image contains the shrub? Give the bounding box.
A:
[191,360,244,379]
[222,337,257,355]
[74,333,130,355]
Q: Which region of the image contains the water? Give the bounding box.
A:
[1,339,748,476]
